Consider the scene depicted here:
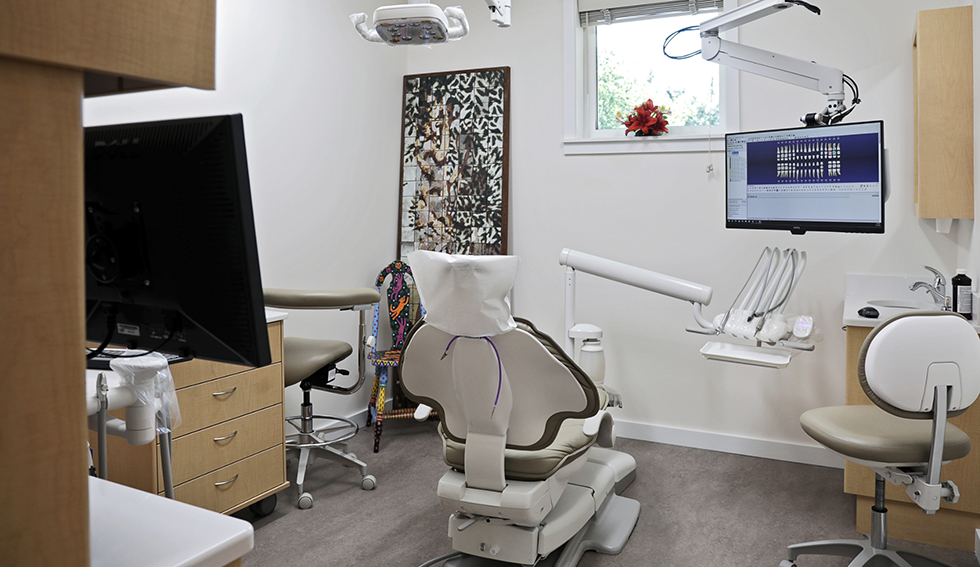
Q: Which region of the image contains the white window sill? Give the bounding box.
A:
[563,134,727,156]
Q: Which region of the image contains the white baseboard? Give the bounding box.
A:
[614,419,845,469]
[346,408,844,469]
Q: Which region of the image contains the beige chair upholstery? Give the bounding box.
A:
[264,287,380,509]
[780,311,980,567]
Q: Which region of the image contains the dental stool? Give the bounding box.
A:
[400,251,640,567]
[264,288,381,509]
[780,311,980,567]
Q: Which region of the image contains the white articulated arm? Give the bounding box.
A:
[698,0,853,126]
[700,37,843,101]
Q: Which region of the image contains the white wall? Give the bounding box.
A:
[84,0,977,464]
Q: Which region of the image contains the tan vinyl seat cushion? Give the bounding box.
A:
[441,387,608,481]
[282,337,352,387]
[800,405,971,464]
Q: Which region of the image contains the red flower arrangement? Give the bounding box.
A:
[616,99,670,136]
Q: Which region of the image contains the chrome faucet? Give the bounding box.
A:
[910,265,950,309]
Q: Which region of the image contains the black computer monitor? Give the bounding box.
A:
[84,114,271,368]
[725,120,885,235]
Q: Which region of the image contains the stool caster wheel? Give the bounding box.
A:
[778,561,796,567]
[297,492,314,509]
[361,475,377,491]
[248,494,277,517]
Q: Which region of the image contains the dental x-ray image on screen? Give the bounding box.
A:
[725,120,884,234]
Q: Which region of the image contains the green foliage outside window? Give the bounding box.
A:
[594,16,720,132]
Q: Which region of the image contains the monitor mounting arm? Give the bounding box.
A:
[699,0,849,126]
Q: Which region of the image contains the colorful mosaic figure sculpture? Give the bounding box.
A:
[368,261,424,452]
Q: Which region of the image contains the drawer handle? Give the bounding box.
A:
[214,474,239,487]
[212,387,238,397]
[213,431,239,442]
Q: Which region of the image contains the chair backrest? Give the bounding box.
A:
[402,319,600,450]
[400,251,601,490]
[371,260,422,356]
[859,311,980,419]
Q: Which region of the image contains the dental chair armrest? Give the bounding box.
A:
[583,410,616,448]
[415,404,433,421]
[264,287,380,311]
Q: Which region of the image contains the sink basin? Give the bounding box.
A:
[866,299,938,310]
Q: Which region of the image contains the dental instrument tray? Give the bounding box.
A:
[700,342,792,369]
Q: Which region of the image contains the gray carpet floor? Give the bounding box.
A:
[236,418,977,567]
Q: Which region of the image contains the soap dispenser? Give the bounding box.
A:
[952,269,973,320]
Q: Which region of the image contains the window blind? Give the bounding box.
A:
[579,0,723,27]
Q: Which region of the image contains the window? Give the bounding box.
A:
[563,0,739,154]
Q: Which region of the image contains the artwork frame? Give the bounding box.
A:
[397,66,510,260]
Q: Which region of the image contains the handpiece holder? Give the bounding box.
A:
[559,247,814,371]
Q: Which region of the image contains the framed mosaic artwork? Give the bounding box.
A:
[397,66,510,260]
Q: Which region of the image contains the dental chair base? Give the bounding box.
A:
[440,447,639,566]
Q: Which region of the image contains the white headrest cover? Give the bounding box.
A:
[408,250,519,337]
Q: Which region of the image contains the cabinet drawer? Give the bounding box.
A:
[172,363,282,437]
[172,445,286,514]
[161,405,283,491]
[170,320,283,389]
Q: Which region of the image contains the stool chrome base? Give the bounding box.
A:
[285,404,376,509]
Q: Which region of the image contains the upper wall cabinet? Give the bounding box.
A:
[914,5,973,232]
[0,0,216,97]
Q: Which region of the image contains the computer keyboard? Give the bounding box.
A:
[86,348,190,370]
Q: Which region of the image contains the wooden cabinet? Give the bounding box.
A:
[913,6,973,223]
[844,326,980,552]
[92,320,288,515]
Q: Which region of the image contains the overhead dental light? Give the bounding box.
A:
[350,0,510,46]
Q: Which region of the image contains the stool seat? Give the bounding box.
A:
[801,405,971,464]
[283,337,353,387]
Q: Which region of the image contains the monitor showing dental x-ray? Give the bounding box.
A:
[725,120,884,234]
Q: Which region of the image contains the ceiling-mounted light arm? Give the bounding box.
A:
[699,0,853,126]
[485,0,511,27]
[350,12,386,43]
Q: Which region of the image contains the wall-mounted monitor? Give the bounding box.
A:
[725,120,884,235]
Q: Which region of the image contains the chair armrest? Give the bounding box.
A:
[583,410,616,447]
[414,404,433,421]
[264,287,380,310]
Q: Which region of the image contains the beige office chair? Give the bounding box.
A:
[400,251,639,567]
[780,311,980,567]
[264,288,381,509]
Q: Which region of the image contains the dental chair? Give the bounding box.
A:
[780,311,980,567]
[400,251,640,567]
[264,287,381,509]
